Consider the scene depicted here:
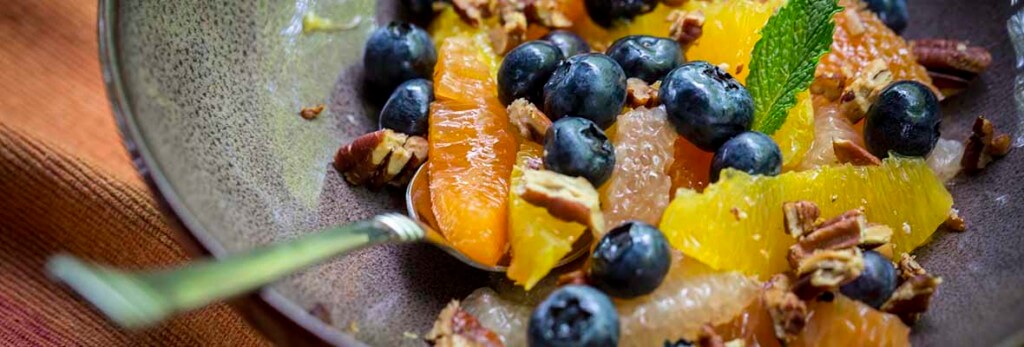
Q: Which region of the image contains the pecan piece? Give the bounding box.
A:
[810,71,848,101]
[453,0,496,26]
[516,169,606,233]
[426,301,505,347]
[833,139,881,166]
[299,104,325,120]
[525,0,573,28]
[859,224,893,249]
[881,274,943,325]
[792,248,865,300]
[912,39,992,97]
[943,208,966,232]
[896,253,927,281]
[489,1,527,54]
[334,129,428,187]
[667,10,705,48]
[626,78,660,108]
[783,201,820,239]
[839,59,892,123]
[763,274,808,342]
[507,98,553,143]
[788,210,866,268]
[962,116,1013,174]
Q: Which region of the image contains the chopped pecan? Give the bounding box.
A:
[426,301,505,347]
[626,78,660,108]
[962,116,1013,174]
[507,98,553,143]
[943,208,966,232]
[489,1,527,54]
[859,224,893,249]
[881,274,943,325]
[788,210,866,268]
[556,269,589,286]
[516,169,606,233]
[839,59,892,123]
[912,39,992,97]
[833,139,881,166]
[525,0,573,28]
[897,253,927,281]
[453,0,496,26]
[810,71,848,101]
[299,104,325,120]
[792,248,865,300]
[763,274,807,342]
[783,201,820,239]
[841,8,865,37]
[667,10,705,48]
[334,129,429,187]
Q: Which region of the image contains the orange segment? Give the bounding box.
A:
[668,136,714,196]
[429,33,518,266]
[680,0,784,83]
[793,296,910,347]
[660,158,953,278]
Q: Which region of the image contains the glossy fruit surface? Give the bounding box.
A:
[667,136,714,194]
[660,158,953,278]
[507,143,587,290]
[364,22,437,96]
[792,296,910,347]
[661,62,754,151]
[529,285,620,347]
[864,81,942,158]
[601,106,676,229]
[772,92,815,171]
[584,0,659,28]
[544,117,616,186]
[678,0,784,83]
[840,250,898,309]
[864,0,909,33]
[797,99,864,170]
[543,53,627,128]
[542,30,592,58]
[710,131,782,183]
[926,138,965,183]
[379,78,433,135]
[498,41,565,106]
[605,35,684,83]
[589,221,672,298]
[429,33,517,266]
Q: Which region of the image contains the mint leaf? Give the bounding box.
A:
[747,0,841,134]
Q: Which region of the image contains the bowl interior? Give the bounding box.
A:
[108,0,1024,345]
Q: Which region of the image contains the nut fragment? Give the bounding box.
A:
[832,139,881,166]
[525,0,573,28]
[962,116,1013,174]
[793,248,865,300]
[489,0,528,54]
[625,78,660,108]
[943,208,966,232]
[667,10,705,48]
[896,253,927,281]
[912,39,992,97]
[859,224,893,249]
[783,201,820,239]
[788,210,866,268]
[516,169,605,233]
[810,71,848,101]
[881,274,943,325]
[426,301,505,347]
[839,59,892,123]
[763,274,808,342]
[334,129,428,187]
[507,98,553,143]
[453,0,496,26]
[299,104,325,120]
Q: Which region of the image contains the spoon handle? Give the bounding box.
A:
[46,213,424,328]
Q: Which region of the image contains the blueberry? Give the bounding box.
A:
[379,79,433,135]
[363,22,437,98]
[528,285,620,347]
[499,41,565,106]
[709,131,782,182]
[543,53,627,129]
[864,0,909,33]
[840,250,898,309]
[584,0,659,28]
[605,35,684,83]
[661,62,754,151]
[401,0,435,24]
[542,30,592,58]
[864,81,941,158]
[589,221,672,298]
[544,117,616,186]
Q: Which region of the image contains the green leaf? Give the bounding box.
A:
[747,0,841,135]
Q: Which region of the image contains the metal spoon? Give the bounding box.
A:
[46,164,590,328]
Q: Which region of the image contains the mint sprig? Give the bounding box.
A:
[747,0,841,134]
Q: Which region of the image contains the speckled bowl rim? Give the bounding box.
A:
[97,0,357,345]
[97,0,1024,346]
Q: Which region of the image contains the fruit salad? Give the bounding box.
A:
[333,0,1010,345]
